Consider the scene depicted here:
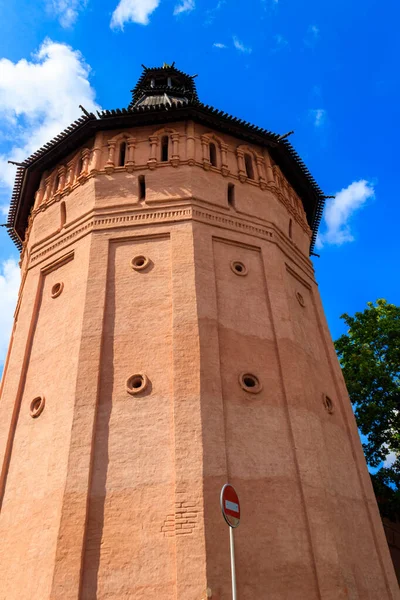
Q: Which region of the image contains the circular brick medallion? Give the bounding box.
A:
[126,374,149,395]
[296,291,305,307]
[51,282,64,298]
[323,395,334,414]
[230,261,248,276]
[239,372,262,394]
[131,255,150,271]
[30,396,45,418]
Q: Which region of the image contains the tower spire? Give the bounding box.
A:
[130,64,198,108]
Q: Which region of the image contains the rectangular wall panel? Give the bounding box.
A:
[284,265,389,598]
[82,235,176,599]
[0,251,87,600]
[212,238,319,599]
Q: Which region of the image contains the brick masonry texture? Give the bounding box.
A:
[0,121,398,600]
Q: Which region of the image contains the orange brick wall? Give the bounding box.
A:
[0,121,398,599]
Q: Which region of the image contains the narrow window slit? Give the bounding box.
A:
[76,155,83,178]
[209,143,217,167]
[53,173,61,194]
[161,136,169,162]
[289,219,293,239]
[244,153,254,180]
[60,201,66,228]
[139,175,146,200]
[228,183,235,208]
[119,142,126,166]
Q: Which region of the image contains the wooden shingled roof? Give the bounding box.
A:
[130,63,199,106]
[7,65,325,253]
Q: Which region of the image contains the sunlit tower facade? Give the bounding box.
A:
[0,65,398,599]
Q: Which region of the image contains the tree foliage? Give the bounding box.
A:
[334,299,400,514]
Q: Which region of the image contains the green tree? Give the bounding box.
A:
[334,299,400,516]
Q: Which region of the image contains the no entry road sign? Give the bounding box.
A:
[220,483,240,528]
[220,484,240,599]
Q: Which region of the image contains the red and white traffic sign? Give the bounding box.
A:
[220,484,240,528]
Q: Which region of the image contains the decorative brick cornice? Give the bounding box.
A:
[28,157,310,241]
[28,202,314,280]
[7,98,326,254]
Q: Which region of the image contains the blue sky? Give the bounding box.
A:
[0,0,399,370]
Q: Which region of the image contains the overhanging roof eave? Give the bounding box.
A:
[8,102,325,254]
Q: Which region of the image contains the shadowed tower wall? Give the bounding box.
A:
[0,69,398,600]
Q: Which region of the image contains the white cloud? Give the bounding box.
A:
[213,42,227,49]
[233,36,252,54]
[0,39,99,209]
[0,258,20,366]
[310,108,327,127]
[317,180,375,247]
[110,0,160,27]
[384,451,397,468]
[46,0,88,28]
[174,0,195,15]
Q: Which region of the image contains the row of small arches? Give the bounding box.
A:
[110,137,170,167]
[115,136,173,166]
[113,135,256,179]
[51,155,83,194]
[207,142,255,177]
[35,150,87,207]
[38,126,310,228]
[40,134,281,209]
[107,135,305,227]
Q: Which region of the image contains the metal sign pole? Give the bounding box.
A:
[221,483,240,600]
[229,525,237,600]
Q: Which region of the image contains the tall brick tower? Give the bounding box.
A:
[0,65,398,600]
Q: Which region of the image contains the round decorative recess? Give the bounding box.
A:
[230,261,248,276]
[126,373,149,395]
[323,395,334,414]
[296,291,305,307]
[131,255,150,271]
[51,282,64,298]
[30,396,45,418]
[239,372,262,394]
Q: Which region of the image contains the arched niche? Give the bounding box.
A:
[105,132,135,173]
[200,133,228,174]
[148,127,180,168]
[236,144,265,186]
